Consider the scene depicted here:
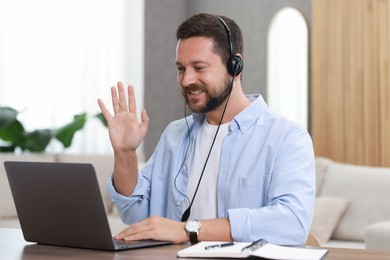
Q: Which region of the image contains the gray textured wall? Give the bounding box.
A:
[144,0,312,159]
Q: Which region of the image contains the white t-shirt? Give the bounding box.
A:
[186,119,230,220]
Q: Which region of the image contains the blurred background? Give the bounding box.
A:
[0,0,311,159]
[0,0,145,154]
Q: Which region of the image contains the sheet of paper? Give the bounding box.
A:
[177,241,328,260]
[251,244,327,260]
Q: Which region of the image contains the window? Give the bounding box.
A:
[0,0,144,154]
[267,7,308,129]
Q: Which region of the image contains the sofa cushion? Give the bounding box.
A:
[315,157,332,195]
[319,160,390,241]
[323,239,365,249]
[310,196,349,243]
[0,217,21,229]
[0,153,56,218]
[365,221,390,250]
[55,154,114,214]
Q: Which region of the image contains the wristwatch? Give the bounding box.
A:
[185,220,201,244]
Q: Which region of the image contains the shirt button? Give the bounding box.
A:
[176,201,181,206]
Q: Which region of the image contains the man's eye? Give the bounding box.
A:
[177,67,184,72]
[195,67,204,71]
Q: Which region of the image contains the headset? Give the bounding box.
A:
[216,16,244,77]
[179,15,244,222]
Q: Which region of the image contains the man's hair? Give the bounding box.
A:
[176,13,243,68]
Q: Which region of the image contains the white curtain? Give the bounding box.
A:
[0,0,145,154]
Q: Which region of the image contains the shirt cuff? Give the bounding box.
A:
[106,174,145,208]
[228,208,251,242]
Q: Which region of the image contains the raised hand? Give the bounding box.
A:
[97,82,149,155]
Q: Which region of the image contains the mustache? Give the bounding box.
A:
[183,84,207,93]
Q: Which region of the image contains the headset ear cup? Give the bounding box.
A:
[228,55,243,76]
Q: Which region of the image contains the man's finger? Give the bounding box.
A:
[127,85,137,114]
[97,99,112,125]
[111,86,120,114]
[117,82,128,112]
[140,109,149,137]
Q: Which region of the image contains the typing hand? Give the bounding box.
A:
[114,216,187,245]
[97,81,149,154]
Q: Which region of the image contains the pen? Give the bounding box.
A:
[204,242,235,250]
[240,238,268,252]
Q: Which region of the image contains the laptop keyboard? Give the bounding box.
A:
[113,238,171,250]
[114,239,147,246]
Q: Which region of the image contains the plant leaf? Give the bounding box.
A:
[0,119,25,143]
[95,112,108,127]
[54,113,87,148]
[23,129,52,152]
[0,107,19,130]
[0,145,17,152]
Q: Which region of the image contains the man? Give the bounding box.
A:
[97,13,315,245]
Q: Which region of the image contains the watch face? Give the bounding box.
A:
[186,220,201,232]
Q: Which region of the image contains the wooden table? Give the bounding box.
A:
[1,228,390,260]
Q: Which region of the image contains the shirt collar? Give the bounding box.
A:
[191,94,266,134]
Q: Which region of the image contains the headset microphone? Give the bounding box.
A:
[206,78,234,111]
[181,78,233,222]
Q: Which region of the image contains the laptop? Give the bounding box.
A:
[3,161,171,251]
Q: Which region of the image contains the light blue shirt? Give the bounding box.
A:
[107,95,316,245]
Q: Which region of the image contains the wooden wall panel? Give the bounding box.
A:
[379,0,390,166]
[345,1,363,164]
[363,0,380,166]
[312,0,390,166]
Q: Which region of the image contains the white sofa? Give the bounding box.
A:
[311,157,390,250]
[0,153,128,235]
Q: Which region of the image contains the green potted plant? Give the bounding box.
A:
[0,106,107,153]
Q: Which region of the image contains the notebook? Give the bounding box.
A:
[4,161,171,251]
[177,240,328,260]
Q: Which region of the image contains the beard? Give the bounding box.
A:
[182,76,232,114]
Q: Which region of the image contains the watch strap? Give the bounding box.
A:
[189,231,199,244]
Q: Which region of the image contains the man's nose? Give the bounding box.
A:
[180,69,197,87]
